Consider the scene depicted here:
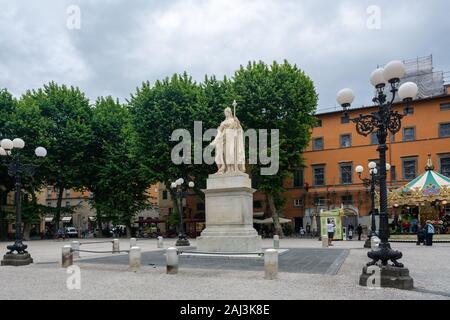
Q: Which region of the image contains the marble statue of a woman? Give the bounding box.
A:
[210,102,246,174]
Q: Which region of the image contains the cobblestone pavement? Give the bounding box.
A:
[1,238,449,300]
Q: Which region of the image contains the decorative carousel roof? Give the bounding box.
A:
[402,167,450,196]
[387,155,450,206]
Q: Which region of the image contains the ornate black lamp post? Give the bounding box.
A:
[337,60,418,289]
[0,138,47,266]
[170,178,194,247]
[355,162,391,248]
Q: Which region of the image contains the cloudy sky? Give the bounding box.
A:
[1,0,449,111]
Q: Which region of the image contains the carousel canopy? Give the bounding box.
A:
[403,169,450,195]
[388,155,450,206]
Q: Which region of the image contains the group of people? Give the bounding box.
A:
[417,220,436,246]
[346,224,363,241]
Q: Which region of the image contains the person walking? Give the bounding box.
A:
[417,226,426,246]
[327,219,335,246]
[425,220,435,246]
[356,224,363,241]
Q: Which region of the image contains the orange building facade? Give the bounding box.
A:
[280,88,450,231]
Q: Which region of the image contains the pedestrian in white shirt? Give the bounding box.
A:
[327,219,335,246]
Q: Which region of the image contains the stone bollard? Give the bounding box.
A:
[71,241,80,258]
[322,235,329,248]
[62,245,73,268]
[112,239,120,254]
[264,249,278,280]
[130,238,137,249]
[273,235,280,249]
[157,236,164,249]
[129,246,141,272]
[166,247,178,274]
[371,236,381,250]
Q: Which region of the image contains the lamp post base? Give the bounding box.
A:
[359,265,414,290]
[1,253,33,266]
[175,236,190,247]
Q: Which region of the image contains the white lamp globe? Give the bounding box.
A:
[13,138,25,149]
[176,178,184,186]
[188,181,195,188]
[398,82,418,101]
[368,162,377,170]
[35,147,47,158]
[355,165,364,174]
[1,139,14,150]
[370,68,387,87]
[383,60,406,82]
[170,182,177,189]
[0,147,7,156]
[372,168,378,175]
[337,88,355,106]
[386,163,391,171]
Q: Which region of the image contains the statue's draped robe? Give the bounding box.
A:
[212,117,246,173]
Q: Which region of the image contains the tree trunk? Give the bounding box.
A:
[126,220,132,238]
[168,186,181,232]
[54,186,64,234]
[23,223,31,240]
[267,193,284,237]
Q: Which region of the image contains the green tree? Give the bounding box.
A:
[0,89,16,239]
[88,96,149,236]
[232,61,318,236]
[129,73,215,229]
[19,82,94,233]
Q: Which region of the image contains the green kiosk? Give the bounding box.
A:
[320,208,344,240]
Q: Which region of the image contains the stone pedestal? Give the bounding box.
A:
[1,253,33,266]
[196,173,262,253]
[359,265,414,290]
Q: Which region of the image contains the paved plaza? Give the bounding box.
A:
[1,238,450,300]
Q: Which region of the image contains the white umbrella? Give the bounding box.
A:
[253,217,292,224]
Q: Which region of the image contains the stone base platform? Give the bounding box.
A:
[197,233,263,254]
[197,172,262,253]
[1,253,34,266]
[359,265,414,290]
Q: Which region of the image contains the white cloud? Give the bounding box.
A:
[0,0,449,109]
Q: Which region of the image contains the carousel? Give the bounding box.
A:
[387,156,450,234]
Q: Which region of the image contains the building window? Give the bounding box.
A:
[162,190,168,200]
[314,119,322,127]
[294,199,302,207]
[340,163,353,185]
[403,127,416,142]
[314,197,326,206]
[196,202,205,211]
[341,195,353,206]
[47,201,51,207]
[340,134,352,148]
[253,200,262,209]
[439,123,450,137]
[312,137,324,151]
[65,189,71,197]
[341,115,350,124]
[402,158,418,180]
[440,103,450,111]
[312,165,325,186]
[293,169,304,188]
[66,201,70,207]
[440,155,450,177]
[403,106,414,115]
[370,132,378,145]
[390,166,397,182]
